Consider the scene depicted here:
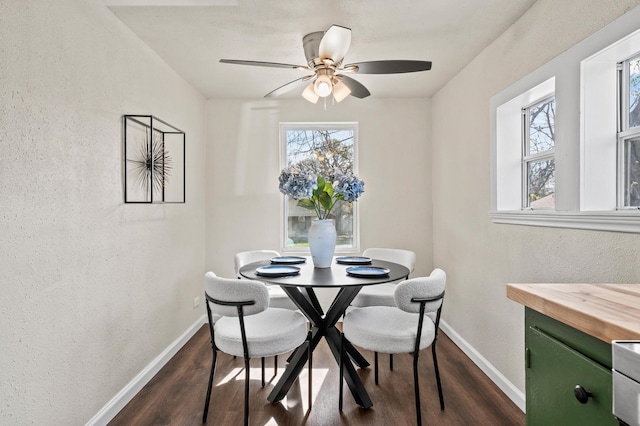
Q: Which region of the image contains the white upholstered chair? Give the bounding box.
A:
[350,248,416,370]
[350,248,416,308]
[202,272,311,425]
[234,250,301,378]
[234,250,298,311]
[340,269,446,426]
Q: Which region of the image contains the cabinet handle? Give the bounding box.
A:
[574,385,593,404]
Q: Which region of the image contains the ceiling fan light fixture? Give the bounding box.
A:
[219,24,433,104]
[332,80,351,103]
[313,74,333,97]
[302,82,320,103]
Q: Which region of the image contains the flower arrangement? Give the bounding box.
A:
[278,158,365,220]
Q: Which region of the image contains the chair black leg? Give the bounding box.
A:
[374,351,379,385]
[390,353,394,371]
[339,332,344,411]
[244,357,250,426]
[432,343,445,410]
[308,332,313,409]
[202,348,217,423]
[274,355,278,377]
[261,357,265,387]
[413,354,422,426]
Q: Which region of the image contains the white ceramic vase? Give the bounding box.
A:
[308,219,337,268]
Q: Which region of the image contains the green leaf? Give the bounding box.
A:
[324,181,334,197]
[318,192,332,211]
[297,199,315,210]
[313,176,326,197]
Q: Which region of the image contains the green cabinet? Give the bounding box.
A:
[525,308,616,425]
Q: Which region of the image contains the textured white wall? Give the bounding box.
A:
[432,0,640,393]
[205,98,432,307]
[0,1,206,424]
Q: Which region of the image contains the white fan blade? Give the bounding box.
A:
[319,25,351,63]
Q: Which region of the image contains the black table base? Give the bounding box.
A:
[268,285,373,408]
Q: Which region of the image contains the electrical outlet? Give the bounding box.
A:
[193,296,200,308]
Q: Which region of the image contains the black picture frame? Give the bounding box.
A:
[124,115,185,203]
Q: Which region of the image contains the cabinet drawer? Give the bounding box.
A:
[527,327,616,426]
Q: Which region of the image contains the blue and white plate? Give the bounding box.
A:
[256,265,301,277]
[270,256,306,264]
[346,266,390,278]
[336,256,372,265]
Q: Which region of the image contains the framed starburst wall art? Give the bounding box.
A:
[124,115,185,203]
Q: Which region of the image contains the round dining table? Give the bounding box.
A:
[239,256,410,408]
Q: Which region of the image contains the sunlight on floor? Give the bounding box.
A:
[215,365,329,412]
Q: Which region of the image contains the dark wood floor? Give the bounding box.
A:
[109,325,524,425]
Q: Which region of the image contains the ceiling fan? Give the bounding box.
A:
[219,24,432,104]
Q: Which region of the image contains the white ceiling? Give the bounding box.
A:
[104,0,537,100]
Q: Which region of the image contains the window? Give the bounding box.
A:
[494,77,555,212]
[491,7,640,233]
[618,54,640,207]
[523,96,556,208]
[280,123,359,252]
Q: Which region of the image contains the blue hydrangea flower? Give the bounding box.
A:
[278,159,364,219]
[334,173,365,202]
[278,160,318,200]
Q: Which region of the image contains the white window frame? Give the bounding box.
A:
[493,78,555,212]
[521,95,556,209]
[617,54,640,208]
[279,122,360,253]
[490,6,640,233]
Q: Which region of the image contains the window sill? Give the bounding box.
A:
[489,210,640,233]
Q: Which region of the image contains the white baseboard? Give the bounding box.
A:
[439,320,526,413]
[86,314,207,426]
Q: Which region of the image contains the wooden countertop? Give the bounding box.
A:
[507,283,640,343]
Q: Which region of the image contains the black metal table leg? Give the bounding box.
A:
[281,286,323,325]
[305,288,324,316]
[343,337,370,369]
[323,286,369,369]
[267,334,315,403]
